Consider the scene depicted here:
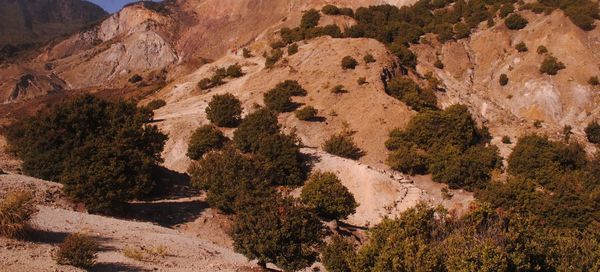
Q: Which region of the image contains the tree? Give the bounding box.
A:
[187,125,227,160]
[232,195,324,271]
[505,13,528,30]
[323,134,365,160]
[585,120,600,144]
[301,171,358,221]
[429,144,500,190]
[205,93,242,127]
[341,56,358,70]
[387,144,429,175]
[322,5,340,15]
[264,88,296,112]
[275,80,308,96]
[385,77,437,111]
[301,9,321,29]
[226,64,244,78]
[295,106,318,121]
[233,108,280,152]
[287,43,299,55]
[255,133,306,186]
[540,56,566,76]
[321,235,356,272]
[7,95,167,213]
[389,42,417,68]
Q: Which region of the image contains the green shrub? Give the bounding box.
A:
[429,144,500,190]
[540,55,565,75]
[226,64,244,78]
[499,3,515,18]
[198,78,212,90]
[254,132,306,186]
[275,80,307,96]
[187,125,227,160]
[287,43,299,55]
[7,95,167,213]
[385,77,437,111]
[332,85,348,94]
[233,108,280,153]
[363,54,376,64]
[206,93,242,127]
[388,43,417,68]
[453,22,470,39]
[323,134,364,160]
[270,40,286,49]
[146,99,166,111]
[215,68,227,78]
[537,45,548,54]
[505,13,528,30]
[0,190,37,239]
[56,233,98,269]
[322,5,340,15]
[265,49,284,68]
[301,171,357,221]
[515,41,528,52]
[386,144,429,175]
[264,88,295,112]
[499,73,509,86]
[357,77,368,85]
[341,56,358,70]
[588,76,599,86]
[301,9,321,29]
[295,106,318,121]
[585,120,600,144]
[321,235,355,272]
[232,195,324,271]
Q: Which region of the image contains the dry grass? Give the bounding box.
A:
[0,190,37,239]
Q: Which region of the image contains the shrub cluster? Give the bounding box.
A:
[505,13,528,30]
[386,104,499,190]
[0,190,37,239]
[295,106,319,121]
[146,99,166,111]
[263,80,307,112]
[56,233,98,269]
[540,55,565,75]
[385,76,437,112]
[322,133,365,160]
[205,93,242,127]
[7,95,167,213]
[265,48,284,68]
[522,0,599,30]
[287,43,299,55]
[341,56,358,70]
[187,125,228,160]
[198,64,244,90]
[322,5,354,17]
[537,45,548,54]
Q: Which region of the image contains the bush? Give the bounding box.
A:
[540,55,565,75]
[341,56,358,70]
[515,42,528,52]
[270,40,286,49]
[56,233,98,268]
[301,171,357,221]
[386,144,429,175]
[429,145,500,190]
[505,13,528,30]
[537,45,548,54]
[128,74,143,83]
[287,43,299,55]
[226,64,244,78]
[0,190,37,239]
[339,7,354,17]
[332,85,348,94]
[265,49,283,68]
[499,74,509,86]
[499,3,515,18]
[275,80,308,96]
[357,77,368,85]
[453,22,471,39]
[322,4,340,15]
[434,59,444,69]
[198,78,212,90]
[589,76,599,86]
[254,133,306,186]
[187,125,227,160]
[232,195,324,271]
[585,121,600,144]
[323,134,364,160]
[206,93,242,127]
[301,9,321,29]
[385,77,437,111]
[295,106,318,121]
[264,88,295,112]
[233,108,280,153]
[146,99,166,111]
[389,43,417,68]
[242,48,252,58]
[7,95,167,213]
[321,236,355,272]
[502,135,511,144]
[363,54,376,64]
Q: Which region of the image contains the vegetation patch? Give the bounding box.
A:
[540,55,565,75]
[385,76,437,112]
[55,233,98,269]
[206,93,242,127]
[301,171,358,221]
[187,125,228,160]
[0,190,37,239]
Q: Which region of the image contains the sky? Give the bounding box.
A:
[86,0,160,13]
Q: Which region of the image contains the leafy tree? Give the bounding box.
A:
[585,120,600,144]
[205,93,242,127]
[295,106,318,121]
[385,76,437,111]
[321,235,356,272]
[232,195,324,271]
[505,13,528,30]
[233,108,280,153]
[388,42,417,68]
[386,144,429,175]
[323,134,365,160]
[301,171,358,221]
[429,144,500,190]
[187,125,227,160]
[264,88,296,112]
[322,5,340,15]
[499,73,509,86]
[341,56,358,70]
[255,133,306,186]
[198,78,212,90]
[499,3,514,18]
[188,147,267,213]
[453,22,471,39]
[301,9,321,29]
[332,85,348,94]
[7,95,166,213]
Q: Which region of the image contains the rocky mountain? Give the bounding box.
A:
[0,0,108,46]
